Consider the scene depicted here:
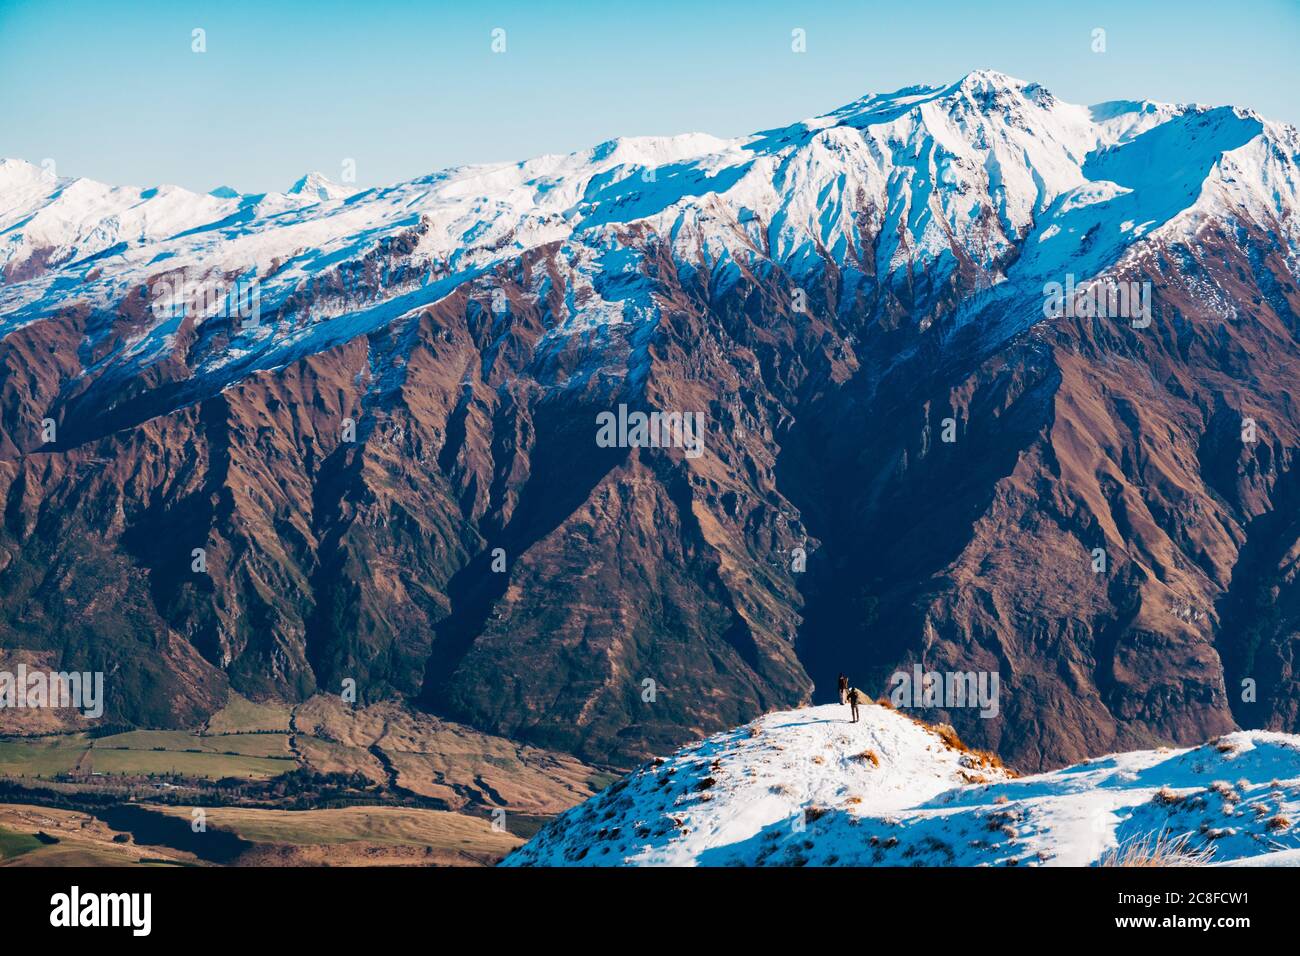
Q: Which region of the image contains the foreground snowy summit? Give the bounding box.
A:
[504,704,1300,866]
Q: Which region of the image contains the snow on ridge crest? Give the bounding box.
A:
[504,703,1300,867]
[2,70,1296,384]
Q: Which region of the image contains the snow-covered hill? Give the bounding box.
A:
[504,703,1300,866]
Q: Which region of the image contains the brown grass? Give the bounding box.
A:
[917,721,1015,776]
[853,749,880,767]
[1152,786,1185,807]
[1266,815,1291,832]
[985,808,1021,833]
[933,723,965,750]
[1100,830,1214,867]
[1207,780,1240,804]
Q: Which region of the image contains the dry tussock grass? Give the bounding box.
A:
[920,721,1016,776]
[853,749,880,767]
[1100,830,1214,867]
[1152,786,1185,807]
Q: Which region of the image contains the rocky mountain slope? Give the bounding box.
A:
[2,71,1299,771]
[504,703,1300,866]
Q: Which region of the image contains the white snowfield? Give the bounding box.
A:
[2,70,1297,393]
[503,703,1300,867]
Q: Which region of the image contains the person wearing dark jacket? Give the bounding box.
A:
[846,686,862,723]
[837,673,849,705]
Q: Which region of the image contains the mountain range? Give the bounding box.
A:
[2,70,1299,773]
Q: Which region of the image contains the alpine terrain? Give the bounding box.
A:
[505,702,1300,866]
[2,70,1299,778]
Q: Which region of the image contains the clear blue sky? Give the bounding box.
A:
[2,0,1297,193]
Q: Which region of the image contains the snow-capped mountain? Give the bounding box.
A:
[0,161,354,289]
[1,72,1298,774]
[3,70,1295,385]
[505,703,1300,866]
[286,171,359,203]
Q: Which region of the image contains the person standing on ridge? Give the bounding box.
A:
[846,686,862,723]
[837,672,849,705]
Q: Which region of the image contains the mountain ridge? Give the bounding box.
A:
[504,703,1300,867]
[1,71,1298,773]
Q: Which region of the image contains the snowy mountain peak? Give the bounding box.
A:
[286,171,356,202]
[814,71,1072,145]
[506,704,1300,867]
[0,157,44,175]
[947,69,1059,111]
[951,67,1027,92]
[0,157,56,191]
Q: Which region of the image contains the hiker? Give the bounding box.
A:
[837,672,849,704]
[847,686,862,723]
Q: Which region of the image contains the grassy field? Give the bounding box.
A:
[204,695,292,734]
[0,692,593,867]
[83,748,293,780]
[0,805,190,867]
[0,824,43,861]
[0,695,594,863]
[148,805,522,865]
[2,842,175,866]
[92,729,292,758]
[0,801,522,867]
[0,690,297,781]
[153,805,508,846]
[0,736,90,776]
[0,727,295,781]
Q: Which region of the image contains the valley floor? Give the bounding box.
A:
[0,801,521,867]
[0,691,605,866]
